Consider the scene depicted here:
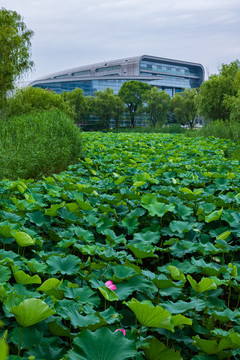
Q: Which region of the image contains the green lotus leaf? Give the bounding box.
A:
[48,317,72,337]
[133,230,160,244]
[187,275,217,293]
[192,335,232,354]
[112,264,137,280]
[12,231,35,247]
[144,337,182,360]
[216,230,231,240]
[172,314,192,327]
[176,204,193,221]
[191,355,218,360]
[152,275,175,290]
[164,299,206,314]
[75,199,94,211]
[115,275,153,300]
[64,286,101,307]
[124,298,173,330]
[68,327,137,360]
[46,254,81,275]
[26,342,66,360]
[0,222,16,238]
[14,270,42,285]
[27,211,50,227]
[121,217,139,234]
[205,208,223,223]
[44,202,66,216]
[55,299,101,329]
[37,278,62,292]
[66,202,79,214]
[10,298,55,327]
[10,326,44,349]
[74,227,95,242]
[167,265,186,283]
[0,265,11,283]
[141,196,175,217]
[169,221,193,235]
[0,341,8,360]
[210,308,240,323]
[26,259,48,273]
[230,332,240,347]
[127,244,158,259]
[98,286,118,301]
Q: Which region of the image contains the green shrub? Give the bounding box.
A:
[0,110,84,180]
[199,120,240,142]
[185,120,240,143]
[4,86,74,119]
[158,123,186,134]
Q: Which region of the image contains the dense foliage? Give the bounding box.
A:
[5,87,74,120]
[0,110,84,180]
[0,8,34,114]
[118,80,151,127]
[198,60,240,122]
[1,132,240,359]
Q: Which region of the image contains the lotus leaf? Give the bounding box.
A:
[124,298,173,330]
[46,255,81,275]
[10,298,54,327]
[12,232,35,247]
[68,327,137,360]
[192,335,232,354]
[14,270,41,285]
[144,337,182,360]
[0,265,11,283]
[98,286,118,301]
[187,275,217,294]
[37,278,62,292]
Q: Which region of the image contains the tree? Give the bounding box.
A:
[171,88,198,129]
[61,88,90,125]
[91,88,125,129]
[118,80,151,128]
[197,60,240,121]
[225,90,240,122]
[143,87,170,128]
[0,8,34,114]
[5,86,74,119]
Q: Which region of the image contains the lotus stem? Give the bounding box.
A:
[138,325,143,341]
[18,326,22,356]
[228,284,232,308]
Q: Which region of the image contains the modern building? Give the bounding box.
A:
[30,55,204,98]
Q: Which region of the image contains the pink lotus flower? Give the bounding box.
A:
[105,280,117,291]
[115,329,126,336]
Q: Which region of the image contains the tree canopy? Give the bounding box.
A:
[0,8,34,114]
[198,60,240,121]
[171,88,198,128]
[91,88,125,129]
[118,80,151,127]
[143,87,170,128]
[61,88,90,125]
[5,86,74,119]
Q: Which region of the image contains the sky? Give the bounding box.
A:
[1,0,240,82]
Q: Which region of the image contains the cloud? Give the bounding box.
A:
[1,0,240,79]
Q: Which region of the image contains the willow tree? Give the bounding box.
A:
[0,8,34,115]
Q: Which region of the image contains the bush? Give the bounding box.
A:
[187,120,240,143]
[0,110,84,180]
[4,86,74,119]
[158,123,186,134]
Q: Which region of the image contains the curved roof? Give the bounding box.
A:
[30,54,204,85]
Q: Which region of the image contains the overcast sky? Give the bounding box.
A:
[1,0,240,82]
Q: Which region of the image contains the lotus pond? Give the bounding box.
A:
[1,132,240,360]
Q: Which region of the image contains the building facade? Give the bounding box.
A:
[30,55,204,98]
